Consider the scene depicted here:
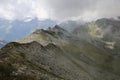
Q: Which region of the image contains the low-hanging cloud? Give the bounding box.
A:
[0,0,120,21]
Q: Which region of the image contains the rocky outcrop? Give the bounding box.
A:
[0,41,93,80]
[1,18,120,80]
[0,38,120,80]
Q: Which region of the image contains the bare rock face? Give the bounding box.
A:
[0,41,93,80]
[0,20,120,80]
[0,40,120,80]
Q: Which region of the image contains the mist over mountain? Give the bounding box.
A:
[0,0,120,79]
[0,17,120,80]
[59,20,86,32]
[73,18,120,54]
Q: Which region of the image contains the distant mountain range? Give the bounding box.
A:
[0,40,7,48]
[0,17,120,80]
[0,18,56,42]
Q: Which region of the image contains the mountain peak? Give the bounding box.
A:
[54,25,61,29]
[53,25,66,31]
[32,29,45,34]
[32,25,68,36]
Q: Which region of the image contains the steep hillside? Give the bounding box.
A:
[0,41,93,80]
[0,19,120,80]
[1,38,120,80]
[73,18,120,55]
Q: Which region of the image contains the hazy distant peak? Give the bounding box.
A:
[53,25,67,31]
[32,29,44,34]
[0,40,7,48]
[33,25,68,36]
[54,25,62,29]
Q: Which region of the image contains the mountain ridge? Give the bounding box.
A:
[0,17,120,80]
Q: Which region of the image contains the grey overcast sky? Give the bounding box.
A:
[0,0,120,21]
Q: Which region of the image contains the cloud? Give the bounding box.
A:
[0,0,50,20]
[46,0,120,21]
[0,0,120,21]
